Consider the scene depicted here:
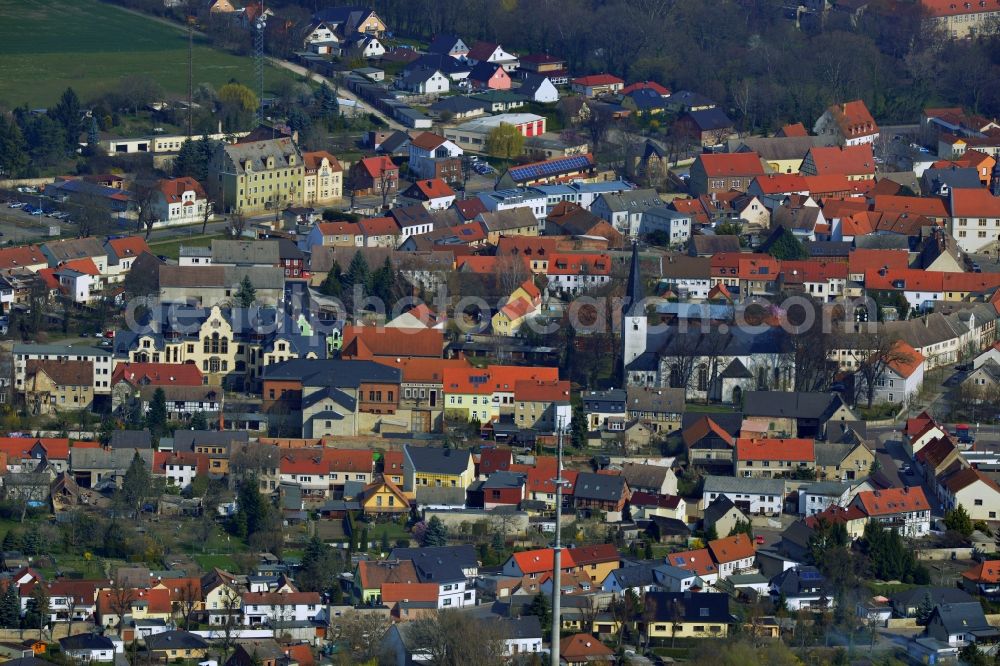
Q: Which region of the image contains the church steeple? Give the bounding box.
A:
[623,241,644,317]
[621,241,648,383]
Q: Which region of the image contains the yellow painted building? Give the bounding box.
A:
[303,151,344,205]
[23,360,94,414]
[209,137,305,215]
[402,445,475,492]
[359,479,411,515]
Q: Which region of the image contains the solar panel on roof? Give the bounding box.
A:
[673,556,685,566]
[510,155,592,181]
[800,570,822,581]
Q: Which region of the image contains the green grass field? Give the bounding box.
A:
[0,0,297,107]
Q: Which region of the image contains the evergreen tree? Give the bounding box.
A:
[766,227,808,260]
[422,516,448,547]
[728,519,754,539]
[299,535,341,593]
[190,411,209,431]
[235,476,268,537]
[121,451,153,517]
[380,531,390,554]
[287,107,312,135]
[235,275,257,308]
[944,505,974,537]
[174,139,200,178]
[0,581,20,628]
[0,114,29,178]
[370,257,395,304]
[915,592,934,626]
[342,252,370,313]
[704,524,718,542]
[570,401,586,448]
[22,584,48,634]
[49,87,81,149]
[87,116,99,150]
[146,387,168,438]
[526,592,551,632]
[196,135,215,182]
[319,261,343,297]
[643,541,654,559]
[1,530,21,551]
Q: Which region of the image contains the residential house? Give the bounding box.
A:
[104,237,151,283]
[401,445,474,492]
[676,108,737,147]
[570,74,624,97]
[558,634,614,666]
[800,144,876,181]
[925,601,1000,648]
[813,100,879,146]
[591,188,662,237]
[939,468,1000,522]
[869,340,925,405]
[58,635,115,663]
[144,631,210,661]
[22,360,93,415]
[948,188,1000,253]
[349,156,399,197]
[583,388,627,432]
[851,486,931,537]
[682,416,736,474]
[688,152,766,196]
[703,496,750,537]
[643,592,735,640]
[513,379,571,431]
[702,475,784,516]
[769,566,832,611]
[519,75,559,104]
[465,41,520,72]
[707,534,757,578]
[151,177,209,227]
[302,151,343,205]
[572,471,630,515]
[397,68,450,95]
[389,545,479,608]
[207,137,304,215]
[735,438,815,479]
[407,132,463,183]
[469,62,511,90]
[397,179,456,211]
[625,387,685,435]
[241,591,322,626]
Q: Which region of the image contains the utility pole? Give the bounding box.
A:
[550,417,565,666]
[253,0,267,126]
[187,23,194,138]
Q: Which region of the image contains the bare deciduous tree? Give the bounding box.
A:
[337,610,392,662]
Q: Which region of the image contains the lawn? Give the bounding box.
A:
[192,553,239,572]
[148,233,224,260]
[0,0,298,107]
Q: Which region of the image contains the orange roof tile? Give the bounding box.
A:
[698,152,766,178]
[962,560,1000,584]
[853,486,929,517]
[950,189,1000,218]
[707,533,756,564]
[807,144,875,177]
[825,100,878,140]
[112,362,204,387]
[883,340,924,379]
[736,438,814,462]
[873,195,949,219]
[301,150,343,172]
[513,379,570,402]
[107,236,151,259]
[380,582,439,603]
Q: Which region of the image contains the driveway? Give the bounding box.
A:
[267,58,404,131]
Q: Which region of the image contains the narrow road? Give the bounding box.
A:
[267,57,405,131]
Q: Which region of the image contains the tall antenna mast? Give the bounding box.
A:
[187,22,194,138]
[551,418,565,666]
[253,0,267,126]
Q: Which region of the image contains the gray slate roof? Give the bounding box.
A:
[703,474,784,496]
[573,471,627,502]
[404,446,471,475]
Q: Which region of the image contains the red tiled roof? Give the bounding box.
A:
[242,591,322,606]
[359,156,397,179]
[444,365,559,395]
[412,179,455,199]
[848,248,909,275]
[0,437,71,461]
[340,325,443,359]
[546,252,611,276]
[682,416,734,448]
[453,198,487,220]
[943,467,1000,495]
[374,357,471,384]
[921,0,1000,17]
[380,582,439,603]
[479,447,513,475]
[853,486,929,517]
[410,132,448,151]
[962,560,1000,584]
[825,100,878,140]
[802,174,869,196]
[751,174,808,194]
[112,362,204,387]
[780,260,848,283]
[807,144,875,176]
[571,74,624,86]
[357,216,400,236]
[302,150,343,172]
[883,340,924,379]
[707,533,755,564]
[778,122,808,137]
[698,152,766,178]
[499,296,537,320]
[736,438,814,462]
[0,244,46,270]
[621,81,670,96]
[317,221,362,236]
[107,236,151,259]
[873,195,949,218]
[864,268,943,293]
[158,177,206,203]
[663,548,716,576]
[950,189,1000,218]
[326,448,374,473]
[513,379,570,402]
[560,634,614,660]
